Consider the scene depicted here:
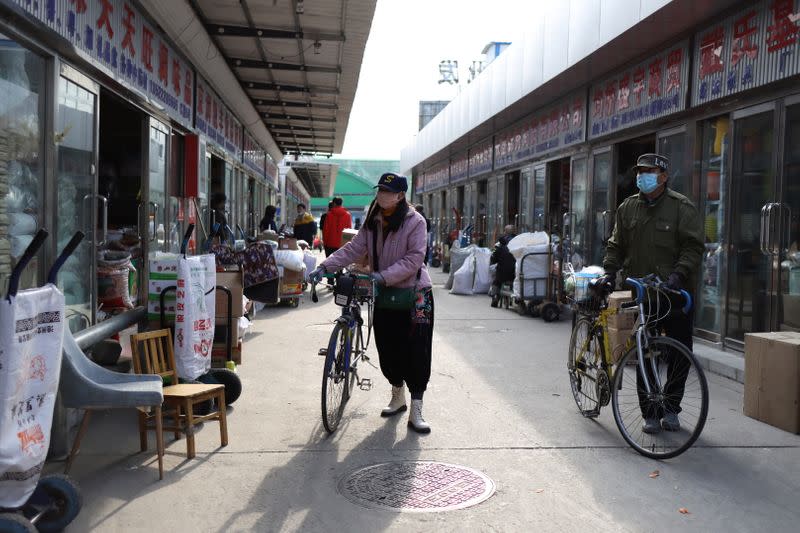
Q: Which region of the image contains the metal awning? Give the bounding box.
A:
[190,0,376,158]
[286,159,339,198]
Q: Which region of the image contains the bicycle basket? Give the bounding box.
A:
[333,275,355,306]
[353,277,373,300]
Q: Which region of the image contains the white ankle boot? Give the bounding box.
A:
[408,399,431,433]
[380,385,407,417]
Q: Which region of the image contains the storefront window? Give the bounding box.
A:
[0,35,44,293]
[570,158,588,269]
[658,132,690,200]
[591,151,612,266]
[695,116,729,335]
[533,166,545,231]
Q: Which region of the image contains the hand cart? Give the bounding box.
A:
[0,229,84,532]
[158,225,242,406]
[508,246,562,322]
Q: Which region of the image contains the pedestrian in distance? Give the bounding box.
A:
[292,203,317,245]
[309,173,434,433]
[490,225,517,308]
[599,153,704,435]
[259,205,278,232]
[322,196,352,257]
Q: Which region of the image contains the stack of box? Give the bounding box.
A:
[213,269,245,365]
[341,228,358,246]
[606,291,637,362]
[278,238,304,296]
[744,332,800,434]
[147,256,179,326]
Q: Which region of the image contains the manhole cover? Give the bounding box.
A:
[338,461,495,512]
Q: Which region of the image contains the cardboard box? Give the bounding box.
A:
[744,332,800,434]
[278,237,298,250]
[782,295,800,330]
[216,271,244,318]
[606,326,632,363]
[341,228,358,245]
[608,290,635,308]
[212,339,243,365]
[281,268,304,296]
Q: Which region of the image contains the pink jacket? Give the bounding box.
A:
[320,206,432,289]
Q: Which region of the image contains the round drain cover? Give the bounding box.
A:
[338,461,495,512]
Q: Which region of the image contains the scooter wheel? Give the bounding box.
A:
[0,513,36,533]
[209,368,243,405]
[29,475,82,533]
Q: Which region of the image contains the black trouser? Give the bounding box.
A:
[637,306,694,419]
[373,289,434,397]
[324,246,339,257]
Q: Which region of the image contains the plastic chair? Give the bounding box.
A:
[59,330,166,479]
[130,329,228,459]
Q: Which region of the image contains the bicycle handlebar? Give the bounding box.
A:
[625,275,692,314]
[311,271,373,304]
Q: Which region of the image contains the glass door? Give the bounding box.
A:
[777,101,800,332]
[519,166,532,232]
[726,106,775,345]
[696,116,730,338]
[657,127,690,199]
[55,66,99,330]
[591,149,612,266]
[533,165,546,231]
[487,177,498,244]
[569,157,588,269]
[147,118,169,253]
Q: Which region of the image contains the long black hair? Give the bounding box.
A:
[365,196,409,233]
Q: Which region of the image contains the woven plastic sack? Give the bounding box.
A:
[472,248,493,294]
[445,244,477,290]
[174,254,216,380]
[451,254,475,295]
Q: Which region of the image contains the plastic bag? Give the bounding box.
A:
[0,285,65,507]
[174,254,216,380]
[472,248,493,294]
[97,250,134,309]
[445,244,477,290]
[274,249,305,272]
[508,232,550,259]
[451,254,475,295]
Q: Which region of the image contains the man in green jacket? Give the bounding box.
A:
[599,153,704,435]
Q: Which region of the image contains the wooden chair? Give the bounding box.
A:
[130,329,228,459]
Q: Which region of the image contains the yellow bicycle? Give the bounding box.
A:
[567,275,709,459]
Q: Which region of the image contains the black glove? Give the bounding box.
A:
[665,272,685,291]
[597,272,616,292]
[309,266,327,284]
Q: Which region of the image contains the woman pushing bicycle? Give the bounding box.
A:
[309,173,434,433]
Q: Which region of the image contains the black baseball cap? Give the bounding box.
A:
[634,153,669,172]
[374,172,408,192]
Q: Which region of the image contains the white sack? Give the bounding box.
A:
[445,244,477,290]
[274,249,305,272]
[174,254,216,380]
[508,232,550,259]
[303,251,317,281]
[451,255,475,295]
[472,248,493,294]
[512,244,552,299]
[0,285,65,507]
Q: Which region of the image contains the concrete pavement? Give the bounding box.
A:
[55,269,800,532]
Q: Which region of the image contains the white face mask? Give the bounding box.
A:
[376,191,402,210]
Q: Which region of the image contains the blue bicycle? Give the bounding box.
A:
[311,271,374,433]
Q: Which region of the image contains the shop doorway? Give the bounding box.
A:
[545,158,570,235]
[506,170,520,231]
[477,179,488,246]
[208,153,227,237]
[615,134,656,204]
[456,185,465,229]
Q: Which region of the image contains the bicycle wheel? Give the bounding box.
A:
[347,327,362,398]
[611,336,709,459]
[567,316,606,418]
[321,321,350,433]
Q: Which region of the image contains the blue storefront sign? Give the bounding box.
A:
[692,0,800,106]
[589,40,690,139]
[468,138,493,179]
[425,162,449,191]
[449,153,468,184]
[495,90,586,169]
[196,76,242,161]
[10,0,194,129]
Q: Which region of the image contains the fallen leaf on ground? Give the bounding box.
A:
[678,508,690,515]
[649,470,660,478]
[535,489,544,493]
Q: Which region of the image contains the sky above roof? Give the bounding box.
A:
[340,0,543,160]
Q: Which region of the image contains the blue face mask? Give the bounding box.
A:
[636,172,660,194]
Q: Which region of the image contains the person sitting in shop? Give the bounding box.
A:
[293,203,317,244]
[490,225,517,308]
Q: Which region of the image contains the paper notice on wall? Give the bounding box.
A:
[174,254,216,380]
[0,285,65,508]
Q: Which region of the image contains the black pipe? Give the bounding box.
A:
[73,307,146,351]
